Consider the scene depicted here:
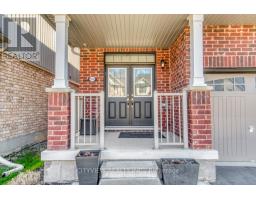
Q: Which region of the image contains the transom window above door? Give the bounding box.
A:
[108,68,127,97]
[105,54,155,64]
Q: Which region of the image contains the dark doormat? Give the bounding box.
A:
[118,132,166,139]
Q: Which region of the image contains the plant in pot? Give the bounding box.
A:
[161,158,200,185]
[76,150,101,185]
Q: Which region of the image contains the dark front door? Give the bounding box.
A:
[105,66,154,126]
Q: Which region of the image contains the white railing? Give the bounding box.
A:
[154,91,188,149]
[71,91,104,149]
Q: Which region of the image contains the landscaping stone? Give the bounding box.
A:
[8,171,41,185]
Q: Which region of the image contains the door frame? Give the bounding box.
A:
[104,64,156,126]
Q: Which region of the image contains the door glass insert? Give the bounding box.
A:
[134,68,152,97]
[108,68,127,97]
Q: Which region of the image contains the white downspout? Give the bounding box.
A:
[0,156,24,177]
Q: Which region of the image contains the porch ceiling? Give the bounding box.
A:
[68,14,188,48]
[45,14,256,48]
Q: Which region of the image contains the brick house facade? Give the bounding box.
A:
[0,14,251,184]
[0,52,79,155]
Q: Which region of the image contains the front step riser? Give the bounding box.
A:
[101,169,158,178]
[100,160,161,184]
[99,178,162,185]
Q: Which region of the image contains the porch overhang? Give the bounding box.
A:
[45,14,256,48]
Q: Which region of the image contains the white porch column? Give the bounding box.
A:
[188,14,206,87]
[52,15,70,88]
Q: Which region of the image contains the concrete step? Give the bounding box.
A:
[100,160,159,178]
[99,178,162,185]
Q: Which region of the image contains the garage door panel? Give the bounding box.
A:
[212,92,253,161]
[245,94,256,161]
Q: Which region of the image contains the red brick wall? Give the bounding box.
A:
[79,48,170,93]
[170,26,190,92]
[80,48,104,93]
[47,92,71,150]
[187,90,212,149]
[204,25,256,68]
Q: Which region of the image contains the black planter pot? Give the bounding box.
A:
[161,158,200,185]
[76,150,101,185]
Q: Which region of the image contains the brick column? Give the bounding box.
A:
[46,88,74,150]
[187,88,212,149]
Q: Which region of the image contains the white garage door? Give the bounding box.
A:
[206,74,256,162]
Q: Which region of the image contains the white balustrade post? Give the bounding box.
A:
[100,91,105,150]
[70,92,76,149]
[182,90,189,148]
[154,91,159,149]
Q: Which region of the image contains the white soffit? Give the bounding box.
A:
[68,14,188,48]
[204,14,256,25]
[45,14,256,48]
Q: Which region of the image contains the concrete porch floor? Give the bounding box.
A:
[105,131,155,150]
[73,131,218,162]
[104,131,183,150]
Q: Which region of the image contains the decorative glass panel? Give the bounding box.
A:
[225,78,234,91]
[226,78,234,84]
[235,85,245,91]
[105,54,155,64]
[206,77,246,92]
[235,77,244,84]
[214,85,224,91]
[206,80,213,85]
[134,68,152,97]
[225,84,234,91]
[214,79,224,84]
[108,68,126,97]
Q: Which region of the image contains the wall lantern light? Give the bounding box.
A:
[160,59,165,69]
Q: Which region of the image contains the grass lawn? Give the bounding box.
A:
[0,150,43,185]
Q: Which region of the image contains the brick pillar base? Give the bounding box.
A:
[187,88,212,149]
[46,88,74,150]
